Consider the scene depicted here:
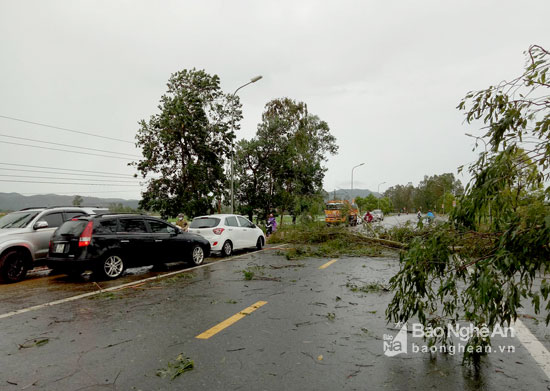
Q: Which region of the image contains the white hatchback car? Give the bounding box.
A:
[371,209,384,221]
[188,214,265,256]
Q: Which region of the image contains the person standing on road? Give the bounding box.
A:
[175,213,189,231]
[266,213,277,236]
[426,210,435,224]
[363,211,373,223]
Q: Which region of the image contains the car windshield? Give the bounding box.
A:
[56,220,89,236]
[189,217,221,229]
[325,203,344,210]
[0,211,40,229]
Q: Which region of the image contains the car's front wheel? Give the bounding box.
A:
[0,250,29,283]
[190,245,205,266]
[99,254,125,279]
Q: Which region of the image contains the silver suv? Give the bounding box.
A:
[0,207,105,282]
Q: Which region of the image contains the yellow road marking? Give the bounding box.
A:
[195,301,268,339]
[319,259,338,269]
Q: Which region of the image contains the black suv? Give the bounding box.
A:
[47,214,210,279]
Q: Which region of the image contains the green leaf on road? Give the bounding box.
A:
[156,354,194,380]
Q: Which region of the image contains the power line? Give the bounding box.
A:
[0,162,137,177]
[20,190,140,195]
[0,174,139,183]
[0,179,140,186]
[0,141,138,161]
[0,114,134,144]
[0,167,139,179]
[0,133,141,158]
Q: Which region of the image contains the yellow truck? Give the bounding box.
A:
[324,200,360,226]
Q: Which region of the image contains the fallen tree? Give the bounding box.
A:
[386,45,550,364]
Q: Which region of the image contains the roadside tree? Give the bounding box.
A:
[134,69,240,217]
[355,193,378,212]
[234,98,337,224]
[384,184,415,212]
[377,197,393,214]
[72,195,83,207]
[413,173,462,212]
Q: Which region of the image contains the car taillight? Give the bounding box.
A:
[213,228,224,235]
[79,221,94,247]
[49,240,53,252]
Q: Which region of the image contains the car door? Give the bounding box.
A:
[224,216,240,249]
[237,216,255,248]
[117,217,152,266]
[146,218,179,263]
[33,212,64,259]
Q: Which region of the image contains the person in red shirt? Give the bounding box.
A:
[363,211,373,223]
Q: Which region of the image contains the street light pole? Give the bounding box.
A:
[230,75,263,214]
[377,181,386,210]
[351,163,365,202]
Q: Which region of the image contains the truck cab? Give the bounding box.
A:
[324,200,359,226]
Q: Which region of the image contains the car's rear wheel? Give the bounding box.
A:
[0,250,29,283]
[99,254,125,279]
[190,245,205,266]
[256,236,264,250]
[222,240,233,257]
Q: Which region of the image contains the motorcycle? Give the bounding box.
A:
[266,218,277,236]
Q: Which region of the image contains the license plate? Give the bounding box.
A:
[55,243,65,253]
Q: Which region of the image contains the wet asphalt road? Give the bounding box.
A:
[1,244,549,390]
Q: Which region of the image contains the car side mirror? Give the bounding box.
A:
[250,224,256,228]
[34,221,49,230]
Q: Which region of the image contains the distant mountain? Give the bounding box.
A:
[0,192,140,212]
[324,188,380,201]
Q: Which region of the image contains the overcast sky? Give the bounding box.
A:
[0,0,548,200]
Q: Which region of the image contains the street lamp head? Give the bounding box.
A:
[251,75,263,83]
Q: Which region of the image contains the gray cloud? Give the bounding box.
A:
[0,0,548,198]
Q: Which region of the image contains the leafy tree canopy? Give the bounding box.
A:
[356,194,377,212]
[384,173,462,213]
[72,195,83,207]
[134,69,240,217]
[234,98,338,223]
